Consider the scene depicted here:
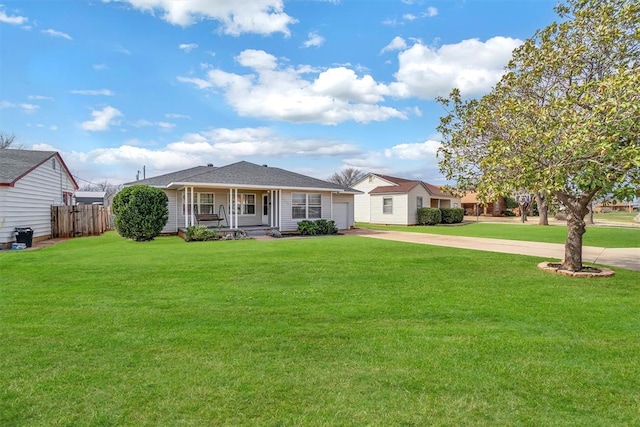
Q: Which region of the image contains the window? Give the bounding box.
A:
[199,193,215,214]
[383,197,393,214]
[292,193,322,219]
[417,196,423,210]
[182,192,215,215]
[52,159,56,170]
[234,193,256,215]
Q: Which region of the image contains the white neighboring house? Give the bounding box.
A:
[353,173,461,225]
[126,161,361,234]
[0,149,78,247]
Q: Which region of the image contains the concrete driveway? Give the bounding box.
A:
[351,229,640,272]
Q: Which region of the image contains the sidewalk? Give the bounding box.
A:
[350,229,640,272]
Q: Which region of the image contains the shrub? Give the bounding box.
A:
[297,219,338,235]
[315,219,338,235]
[440,208,464,224]
[417,208,441,226]
[112,185,169,241]
[185,226,219,242]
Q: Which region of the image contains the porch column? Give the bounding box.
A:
[233,188,239,229]
[277,190,282,230]
[183,189,188,228]
[228,189,233,229]
[189,187,195,226]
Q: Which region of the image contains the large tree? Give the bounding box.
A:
[327,167,365,188]
[437,0,639,272]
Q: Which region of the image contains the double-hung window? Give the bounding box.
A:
[234,193,255,215]
[292,193,322,219]
[383,197,393,214]
[199,193,215,214]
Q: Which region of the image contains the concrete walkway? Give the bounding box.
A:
[350,229,640,272]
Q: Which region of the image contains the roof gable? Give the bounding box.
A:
[0,149,78,189]
[367,173,454,198]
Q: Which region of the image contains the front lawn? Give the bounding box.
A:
[357,222,640,248]
[1,232,639,425]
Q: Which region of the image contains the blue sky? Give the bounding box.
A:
[1,0,558,186]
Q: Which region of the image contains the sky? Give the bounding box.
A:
[1,0,559,187]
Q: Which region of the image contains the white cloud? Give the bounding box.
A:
[165,113,191,119]
[403,14,417,21]
[93,64,109,70]
[0,100,39,113]
[384,140,441,160]
[381,36,407,54]
[71,89,115,96]
[424,7,438,18]
[391,36,523,98]
[167,127,361,160]
[81,106,123,131]
[179,49,406,125]
[41,29,72,40]
[103,0,297,36]
[20,103,39,113]
[302,31,325,48]
[179,43,198,53]
[28,95,54,100]
[0,10,28,25]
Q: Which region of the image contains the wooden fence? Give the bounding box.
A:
[51,205,112,238]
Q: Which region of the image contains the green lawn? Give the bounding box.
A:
[594,210,639,223]
[356,222,640,248]
[2,232,640,425]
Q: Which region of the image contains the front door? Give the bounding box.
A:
[262,194,269,225]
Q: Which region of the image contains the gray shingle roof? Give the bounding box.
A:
[0,149,57,184]
[127,161,360,193]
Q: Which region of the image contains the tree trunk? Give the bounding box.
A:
[554,189,599,272]
[536,192,549,226]
[587,202,595,225]
[563,209,587,271]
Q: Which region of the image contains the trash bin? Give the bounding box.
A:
[15,227,34,248]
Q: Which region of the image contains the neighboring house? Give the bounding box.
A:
[126,161,360,233]
[353,173,461,225]
[461,192,507,217]
[593,201,638,213]
[0,149,78,247]
[75,191,108,205]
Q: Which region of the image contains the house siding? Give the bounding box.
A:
[353,175,396,222]
[370,193,409,225]
[0,157,76,245]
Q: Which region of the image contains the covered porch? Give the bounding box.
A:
[179,186,282,230]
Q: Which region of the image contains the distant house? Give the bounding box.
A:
[126,161,360,234]
[75,191,108,205]
[353,173,461,225]
[461,192,507,217]
[0,149,78,247]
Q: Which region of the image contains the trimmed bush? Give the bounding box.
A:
[315,219,338,235]
[440,208,464,224]
[417,208,441,226]
[185,226,219,242]
[112,185,169,241]
[297,219,339,235]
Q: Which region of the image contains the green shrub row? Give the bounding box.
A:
[417,208,464,226]
[297,219,338,235]
[185,225,220,241]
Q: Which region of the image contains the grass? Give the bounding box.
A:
[356,222,640,248]
[594,211,638,223]
[1,232,640,425]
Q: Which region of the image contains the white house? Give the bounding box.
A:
[0,150,78,247]
[127,161,361,234]
[353,173,461,225]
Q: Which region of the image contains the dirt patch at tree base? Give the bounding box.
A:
[537,262,615,278]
